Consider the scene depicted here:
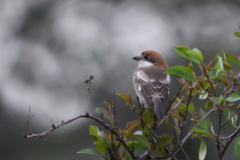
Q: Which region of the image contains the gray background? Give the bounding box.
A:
[0,0,240,159]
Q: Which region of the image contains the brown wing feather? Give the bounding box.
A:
[136,78,170,109]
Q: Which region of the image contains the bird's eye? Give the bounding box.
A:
[144,56,149,60]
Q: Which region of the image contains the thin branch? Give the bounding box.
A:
[23,106,35,138]
[110,93,117,159]
[177,143,190,160]
[217,108,222,156]
[214,79,222,92]
[220,108,240,128]
[170,73,240,159]
[201,63,217,97]
[180,89,192,141]
[165,85,184,114]
[25,113,136,159]
[225,73,240,98]
[85,75,95,116]
[170,107,215,159]
[170,114,189,160]
[154,76,204,129]
[220,125,240,160]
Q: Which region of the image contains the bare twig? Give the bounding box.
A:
[25,113,136,159]
[85,75,95,116]
[23,106,35,138]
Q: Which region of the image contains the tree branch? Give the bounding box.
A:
[24,113,136,159]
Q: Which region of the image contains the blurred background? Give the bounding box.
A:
[0,0,240,159]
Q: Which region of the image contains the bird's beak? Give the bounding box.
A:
[132,56,142,61]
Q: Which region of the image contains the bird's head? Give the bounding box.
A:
[132,50,168,69]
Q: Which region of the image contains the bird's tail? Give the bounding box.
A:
[152,96,165,119]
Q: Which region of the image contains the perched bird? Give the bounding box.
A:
[133,50,170,119]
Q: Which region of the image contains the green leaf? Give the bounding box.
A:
[142,108,154,127]
[77,148,102,157]
[198,120,209,131]
[225,53,239,65]
[125,154,131,160]
[186,48,203,62]
[126,120,141,135]
[104,101,113,118]
[209,69,224,80]
[224,109,230,120]
[178,103,194,113]
[89,125,100,141]
[211,95,224,104]
[173,47,201,65]
[234,32,240,38]
[95,107,113,124]
[226,93,240,102]
[205,101,213,109]
[199,108,206,120]
[96,141,108,152]
[174,46,191,53]
[234,136,240,158]
[199,139,207,160]
[209,57,224,80]
[220,50,226,61]
[156,135,173,151]
[162,121,174,128]
[168,66,197,82]
[199,90,209,100]
[230,111,238,127]
[212,57,224,70]
[128,134,151,150]
[222,78,228,87]
[210,123,215,134]
[223,62,232,70]
[163,70,174,75]
[188,61,193,73]
[142,124,151,136]
[201,80,211,89]
[126,141,148,150]
[204,117,210,127]
[117,93,132,104]
[192,128,215,139]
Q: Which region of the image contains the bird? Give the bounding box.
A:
[132,50,170,119]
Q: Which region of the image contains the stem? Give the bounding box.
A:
[220,108,240,128]
[219,125,240,160]
[165,85,184,114]
[180,89,192,141]
[201,63,217,97]
[217,108,222,157]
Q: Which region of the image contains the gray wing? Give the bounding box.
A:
[136,78,170,118]
[137,79,170,105]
